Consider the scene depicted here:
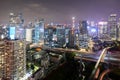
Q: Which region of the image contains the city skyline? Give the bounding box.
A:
[0,0,120,24]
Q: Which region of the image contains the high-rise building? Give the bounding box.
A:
[118,18,120,41]
[56,25,65,47]
[79,20,89,49]
[79,21,88,35]
[108,14,118,40]
[74,28,80,47]
[44,25,56,47]
[98,21,108,40]
[65,27,70,44]
[9,13,24,40]
[0,39,26,80]
[68,28,75,48]
[67,17,76,48]
[98,21,108,35]
[34,19,44,44]
[87,21,98,38]
[0,25,8,39]
[26,28,33,43]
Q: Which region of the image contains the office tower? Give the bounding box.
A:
[56,25,65,47]
[74,28,80,47]
[68,28,75,48]
[0,25,8,39]
[79,21,88,35]
[87,21,98,37]
[68,18,76,48]
[0,39,26,80]
[98,21,108,40]
[26,28,33,43]
[118,18,120,41]
[65,27,70,44]
[9,13,24,40]
[98,21,108,35]
[108,14,118,40]
[34,19,44,43]
[79,20,89,49]
[44,25,55,47]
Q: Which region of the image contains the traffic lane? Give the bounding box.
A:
[75,53,120,66]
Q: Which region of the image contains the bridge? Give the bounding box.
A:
[42,46,120,79]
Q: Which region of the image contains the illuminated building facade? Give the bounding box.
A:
[68,17,76,48]
[44,24,70,47]
[68,28,75,48]
[108,14,118,40]
[34,19,44,43]
[9,27,16,39]
[118,18,120,41]
[0,25,8,39]
[79,20,89,49]
[98,21,108,40]
[44,25,55,47]
[74,28,80,47]
[65,27,70,44]
[56,26,65,47]
[9,13,24,40]
[26,28,33,43]
[0,40,26,80]
[98,21,108,35]
[87,21,98,37]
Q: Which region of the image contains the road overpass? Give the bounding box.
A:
[31,46,120,80]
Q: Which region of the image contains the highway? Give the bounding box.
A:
[31,46,120,80]
[42,46,120,66]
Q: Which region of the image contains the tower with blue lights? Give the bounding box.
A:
[0,13,26,80]
[34,18,44,44]
[8,13,24,40]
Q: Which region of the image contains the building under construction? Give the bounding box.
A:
[0,39,26,80]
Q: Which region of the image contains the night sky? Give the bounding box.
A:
[0,0,120,24]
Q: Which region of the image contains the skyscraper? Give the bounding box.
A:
[79,20,89,49]
[44,25,55,47]
[56,25,65,47]
[34,19,44,44]
[26,28,33,43]
[98,21,108,40]
[0,25,8,39]
[108,14,118,40]
[0,39,26,80]
[118,18,120,41]
[79,21,88,35]
[9,13,24,40]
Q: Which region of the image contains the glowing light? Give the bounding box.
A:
[10,13,14,16]
[72,17,75,28]
[20,71,32,80]
[98,21,107,25]
[91,28,96,32]
[9,27,16,39]
[87,26,90,29]
[72,17,75,20]
[1,35,4,39]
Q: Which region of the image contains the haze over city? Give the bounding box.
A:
[0,0,120,80]
[0,0,120,24]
